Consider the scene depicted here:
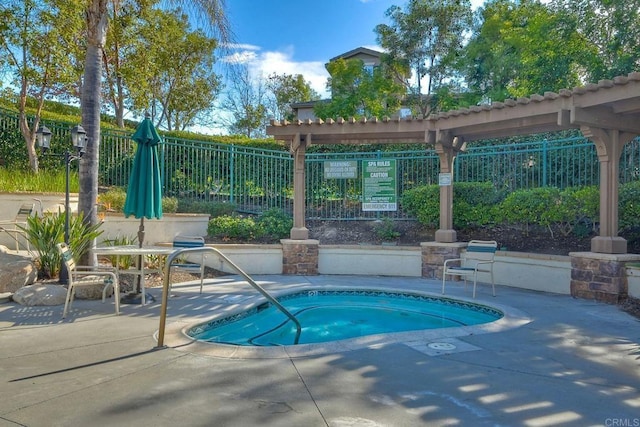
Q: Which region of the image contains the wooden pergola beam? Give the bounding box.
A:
[267,72,640,254]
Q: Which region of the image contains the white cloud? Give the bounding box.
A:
[221,50,258,65]
[222,45,330,97]
[221,43,261,51]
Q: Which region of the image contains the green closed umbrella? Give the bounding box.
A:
[124,113,163,247]
[123,114,163,302]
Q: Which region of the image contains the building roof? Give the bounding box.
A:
[329,47,384,63]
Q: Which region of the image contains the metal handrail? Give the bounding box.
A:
[156,246,301,347]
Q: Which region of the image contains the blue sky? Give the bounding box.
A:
[222,0,397,97]
[221,0,486,97]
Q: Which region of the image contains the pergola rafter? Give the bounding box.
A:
[267,72,640,254]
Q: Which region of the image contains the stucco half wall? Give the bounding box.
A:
[319,245,423,277]
[204,244,573,295]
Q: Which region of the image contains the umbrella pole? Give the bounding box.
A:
[138,217,145,248]
[136,217,145,292]
[121,217,155,305]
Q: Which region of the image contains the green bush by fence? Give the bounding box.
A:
[207,209,292,242]
[401,182,622,238]
[401,182,503,229]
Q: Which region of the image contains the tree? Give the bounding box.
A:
[375,0,473,117]
[143,10,220,131]
[313,57,405,120]
[79,0,231,263]
[552,0,640,81]
[221,65,269,138]
[266,73,320,121]
[0,0,84,172]
[461,0,592,101]
[103,5,221,130]
[102,0,147,128]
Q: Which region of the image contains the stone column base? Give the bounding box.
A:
[281,239,319,275]
[434,229,457,243]
[421,242,467,279]
[590,236,627,254]
[569,252,640,303]
[290,227,309,240]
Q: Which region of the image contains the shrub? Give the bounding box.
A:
[0,127,28,170]
[401,182,500,229]
[162,196,178,213]
[401,185,439,227]
[498,186,598,237]
[20,212,103,278]
[619,180,640,230]
[257,208,292,239]
[373,217,401,241]
[98,187,127,211]
[98,187,178,213]
[101,235,137,269]
[453,182,501,228]
[498,187,562,233]
[555,186,599,236]
[207,215,261,241]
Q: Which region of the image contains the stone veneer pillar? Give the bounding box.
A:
[281,239,319,275]
[421,242,467,279]
[570,252,640,303]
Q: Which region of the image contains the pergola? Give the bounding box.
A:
[267,72,640,255]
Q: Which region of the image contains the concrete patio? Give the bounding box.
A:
[1,275,639,426]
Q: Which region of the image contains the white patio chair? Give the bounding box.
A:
[442,240,498,298]
[57,242,120,318]
[0,203,35,251]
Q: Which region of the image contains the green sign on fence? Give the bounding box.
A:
[362,159,397,211]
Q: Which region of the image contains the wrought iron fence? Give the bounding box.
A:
[305,150,439,220]
[455,137,601,190]
[98,133,639,220]
[2,107,639,221]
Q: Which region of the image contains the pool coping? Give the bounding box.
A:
[157,284,532,359]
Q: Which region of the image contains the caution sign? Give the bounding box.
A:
[362,159,397,211]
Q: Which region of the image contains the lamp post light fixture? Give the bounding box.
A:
[36,124,86,284]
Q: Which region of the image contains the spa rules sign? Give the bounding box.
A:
[362,159,397,211]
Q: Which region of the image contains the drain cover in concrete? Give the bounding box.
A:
[405,338,481,356]
[428,342,457,351]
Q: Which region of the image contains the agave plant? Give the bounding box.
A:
[20,211,103,279]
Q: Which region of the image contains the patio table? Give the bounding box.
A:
[93,245,174,305]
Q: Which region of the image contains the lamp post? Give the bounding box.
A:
[36,124,86,284]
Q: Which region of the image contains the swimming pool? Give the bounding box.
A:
[187,289,503,346]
